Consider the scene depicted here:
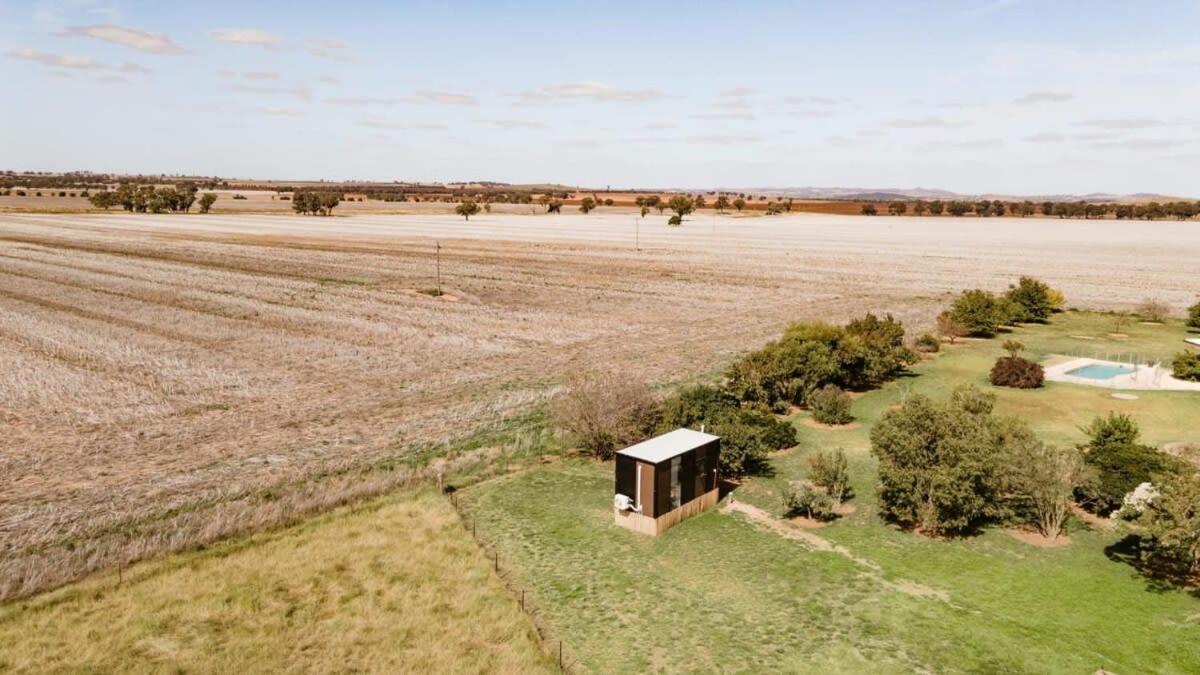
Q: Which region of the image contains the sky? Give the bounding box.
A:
[2,0,1199,195]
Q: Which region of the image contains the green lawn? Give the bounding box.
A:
[460,313,1200,673]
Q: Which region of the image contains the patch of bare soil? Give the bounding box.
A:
[1006,528,1072,548]
[1071,504,1116,531]
[800,418,861,431]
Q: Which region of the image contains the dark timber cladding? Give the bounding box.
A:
[614,428,720,530]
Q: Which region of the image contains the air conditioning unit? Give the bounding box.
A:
[613,493,640,512]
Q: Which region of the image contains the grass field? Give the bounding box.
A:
[0,489,552,674]
[459,314,1200,673]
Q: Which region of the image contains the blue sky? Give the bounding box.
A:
[3,0,1199,195]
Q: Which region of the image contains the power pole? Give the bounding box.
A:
[435,241,442,295]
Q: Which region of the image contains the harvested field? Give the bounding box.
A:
[2,211,1198,598]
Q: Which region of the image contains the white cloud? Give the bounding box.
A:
[417,90,477,105]
[1023,132,1066,143]
[327,91,476,106]
[1014,91,1073,105]
[719,86,754,97]
[308,38,357,62]
[7,47,150,75]
[258,107,305,117]
[882,117,962,129]
[481,119,545,129]
[519,82,667,103]
[1075,118,1171,130]
[782,95,846,106]
[59,24,186,54]
[211,28,283,49]
[690,112,756,121]
[229,83,311,100]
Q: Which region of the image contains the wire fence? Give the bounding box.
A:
[1057,347,1171,367]
[444,489,580,673]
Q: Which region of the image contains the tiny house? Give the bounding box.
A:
[613,428,721,536]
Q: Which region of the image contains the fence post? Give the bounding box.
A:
[559,641,563,669]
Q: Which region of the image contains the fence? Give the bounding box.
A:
[444,489,580,673]
[1056,347,1171,367]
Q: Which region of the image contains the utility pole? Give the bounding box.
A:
[435,241,442,295]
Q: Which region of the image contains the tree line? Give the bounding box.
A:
[88,183,218,214]
[292,191,342,216]
[862,198,1200,220]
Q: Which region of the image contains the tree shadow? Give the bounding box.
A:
[1103,534,1199,597]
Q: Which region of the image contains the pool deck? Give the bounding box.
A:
[1045,356,1200,391]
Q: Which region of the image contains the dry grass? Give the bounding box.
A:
[2,210,1198,599]
[0,489,553,673]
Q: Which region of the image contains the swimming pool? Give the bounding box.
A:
[1066,363,1134,380]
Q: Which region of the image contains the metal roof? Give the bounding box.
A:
[617,428,719,464]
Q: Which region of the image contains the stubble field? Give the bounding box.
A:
[1,210,1197,598]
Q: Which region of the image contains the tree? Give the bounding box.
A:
[887,201,908,216]
[1008,442,1090,540]
[693,195,706,210]
[1187,299,1200,330]
[579,196,596,214]
[644,195,663,214]
[781,482,836,520]
[1172,351,1200,381]
[456,199,481,220]
[640,206,650,218]
[547,199,563,214]
[946,201,971,217]
[659,385,795,477]
[1141,469,1200,579]
[809,448,852,505]
[1005,276,1060,323]
[809,384,852,425]
[318,192,341,215]
[947,289,1014,337]
[1077,413,1177,514]
[198,193,217,213]
[552,371,661,460]
[733,197,746,212]
[714,195,730,213]
[990,353,1044,389]
[913,200,928,216]
[88,190,115,210]
[860,203,878,215]
[870,386,1026,535]
[1135,298,1171,322]
[667,195,694,222]
[928,200,945,215]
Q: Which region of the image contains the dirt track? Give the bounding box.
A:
[1,210,1197,593]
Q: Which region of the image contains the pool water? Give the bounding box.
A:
[1066,363,1134,380]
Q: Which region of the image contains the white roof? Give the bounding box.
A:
[1186,338,1200,348]
[617,428,719,464]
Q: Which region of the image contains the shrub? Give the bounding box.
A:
[947,289,1014,337]
[1005,276,1060,322]
[989,356,1044,388]
[781,482,836,520]
[552,371,661,460]
[914,333,940,353]
[808,448,852,505]
[870,385,1028,535]
[1076,413,1178,514]
[1135,298,1171,322]
[1188,300,1200,330]
[667,214,682,226]
[1007,442,1091,540]
[1140,470,1200,579]
[1172,351,1200,381]
[936,311,968,344]
[809,385,853,425]
[659,385,795,477]
[860,203,877,215]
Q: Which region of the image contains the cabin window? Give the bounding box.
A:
[635,464,643,511]
[670,456,681,509]
[696,451,707,491]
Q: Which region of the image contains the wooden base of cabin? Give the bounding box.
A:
[613,489,719,536]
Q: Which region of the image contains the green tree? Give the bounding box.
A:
[1005,276,1059,322]
[1187,299,1200,329]
[658,385,795,477]
[1008,442,1091,540]
[928,200,944,215]
[456,199,481,220]
[887,201,907,216]
[667,195,694,222]
[198,193,217,213]
[948,289,1013,337]
[318,193,341,215]
[808,448,852,505]
[1141,470,1200,578]
[1172,351,1200,381]
[733,197,746,212]
[714,195,730,212]
[1077,413,1176,514]
[870,386,1025,535]
[912,200,928,216]
[579,196,596,213]
[860,203,878,215]
[88,191,115,210]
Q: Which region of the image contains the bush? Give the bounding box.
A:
[809,385,853,425]
[1188,300,1200,330]
[781,482,836,520]
[667,214,682,226]
[947,289,1015,337]
[1005,276,1060,323]
[552,371,661,460]
[659,385,795,477]
[860,203,877,215]
[870,385,1028,535]
[808,448,852,505]
[1135,298,1171,322]
[1140,470,1200,579]
[1007,442,1090,540]
[725,314,915,411]
[1173,351,1200,381]
[914,333,940,353]
[989,356,1044,388]
[1076,413,1178,514]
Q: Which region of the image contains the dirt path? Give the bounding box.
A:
[721,499,952,603]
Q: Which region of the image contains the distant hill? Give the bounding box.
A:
[708,186,1189,203]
